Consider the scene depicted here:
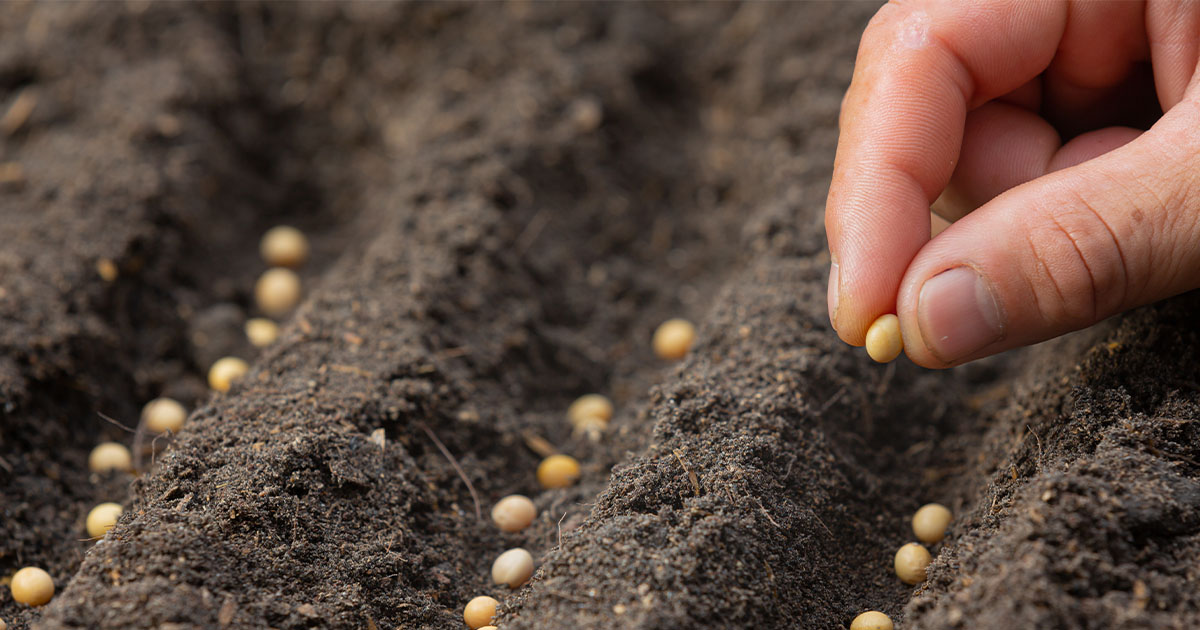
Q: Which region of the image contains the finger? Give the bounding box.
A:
[933,102,1059,221]
[1145,2,1200,111]
[826,0,1067,344]
[1046,126,1142,173]
[896,98,1200,367]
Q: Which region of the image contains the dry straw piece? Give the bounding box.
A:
[255,268,302,317]
[865,314,903,363]
[491,495,537,533]
[260,225,309,268]
[86,502,123,538]
[9,567,54,606]
[912,503,953,544]
[463,595,499,629]
[88,442,133,473]
[894,542,932,585]
[537,454,581,489]
[208,356,249,392]
[652,318,696,360]
[245,317,280,347]
[142,397,186,434]
[491,548,535,588]
[850,610,893,630]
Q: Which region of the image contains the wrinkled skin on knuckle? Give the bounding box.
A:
[1020,204,1120,329]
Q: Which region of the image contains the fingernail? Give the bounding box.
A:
[918,266,1004,362]
[827,261,840,328]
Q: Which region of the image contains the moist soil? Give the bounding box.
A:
[1,3,1198,629]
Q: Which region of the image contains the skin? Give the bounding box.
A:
[825,0,1200,367]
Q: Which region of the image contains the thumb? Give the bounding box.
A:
[896,99,1200,367]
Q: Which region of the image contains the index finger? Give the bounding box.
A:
[825,0,1067,344]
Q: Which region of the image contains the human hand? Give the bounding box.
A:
[825,1,1200,367]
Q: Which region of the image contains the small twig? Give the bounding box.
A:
[817,386,847,415]
[556,510,568,549]
[812,510,834,539]
[673,448,701,496]
[417,421,482,520]
[97,411,136,433]
[1025,424,1044,465]
[755,496,781,528]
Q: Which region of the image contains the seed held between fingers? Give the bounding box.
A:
[865,314,903,363]
[912,503,953,544]
[463,595,499,629]
[9,567,54,606]
[850,610,893,630]
[894,542,932,585]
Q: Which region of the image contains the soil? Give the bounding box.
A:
[1,3,1198,629]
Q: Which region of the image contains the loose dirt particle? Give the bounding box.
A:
[208,357,249,392]
[142,397,186,434]
[566,393,613,427]
[86,502,123,538]
[894,542,932,585]
[245,318,280,347]
[652,318,696,360]
[491,495,537,533]
[865,314,903,363]
[492,547,535,588]
[255,268,302,317]
[463,595,499,629]
[10,567,54,606]
[850,610,893,630]
[912,503,952,544]
[260,226,309,268]
[537,454,581,489]
[88,442,133,473]
[96,259,119,282]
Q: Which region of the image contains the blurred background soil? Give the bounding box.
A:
[1,3,1198,629]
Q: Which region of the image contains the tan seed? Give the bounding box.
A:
[86,502,123,538]
[142,397,186,434]
[255,268,302,317]
[537,454,581,489]
[245,317,280,347]
[260,226,309,268]
[894,542,932,585]
[463,595,499,629]
[208,356,249,392]
[492,547,534,588]
[652,318,696,360]
[912,503,953,544]
[491,495,537,533]
[88,442,132,473]
[567,393,613,427]
[0,615,7,629]
[9,567,54,606]
[850,610,893,630]
[865,314,903,363]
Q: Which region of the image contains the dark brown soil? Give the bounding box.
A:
[1,3,1197,629]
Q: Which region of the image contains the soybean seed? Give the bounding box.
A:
[86,502,123,538]
[491,547,534,588]
[912,503,953,544]
[142,397,186,434]
[652,318,696,360]
[537,454,581,489]
[865,314,903,363]
[255,268,302,317]
[9,567,54,606]
[245,317,280,347]
[88,442,132,473]
[208,356,249,392]
[567,394,612,427]
[0,616,7,630]
[894,542,932,585]
[491,495,537,533]
[260,226,309,268]
[850,611,893,630]
[463,595,499,629]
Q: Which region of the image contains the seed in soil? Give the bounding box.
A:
[850,610,893,630]
[9,567,54,606]
[894,542,932,584]
[865,314,903,363]
[260,225,309,268]
[88,442,133,473]
[142,397,186,434]
[652,318,696,360]
[86,502,123,538]
[0,616,7,629]
[255,268,302,317]
[537,454,581,489]
[567,393,613,427]
[208,356,249,392]
[463,595,499,629]
[491,494,537,533]
[492,547,535,588]
[572,415,606,441]
[477,627,497,630]
[912,503,952,543]
[245,317,280,347]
